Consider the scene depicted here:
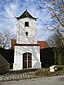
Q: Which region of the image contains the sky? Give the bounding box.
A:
[0,0,54,41]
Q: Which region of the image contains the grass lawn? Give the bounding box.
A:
[0,65,64,82]
[35,65,64,77]
[10,65,64,77]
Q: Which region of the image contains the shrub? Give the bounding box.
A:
[35,68,52,76]
[35,66,64,77]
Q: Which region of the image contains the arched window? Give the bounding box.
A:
[23,52,32,69]
[25,31,28,36]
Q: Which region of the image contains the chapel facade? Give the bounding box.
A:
[13,10,41,70]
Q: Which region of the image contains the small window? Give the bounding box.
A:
[25,22,29,27]
[25,31,28,36]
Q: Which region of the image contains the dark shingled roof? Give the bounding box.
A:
[16,10,37,20]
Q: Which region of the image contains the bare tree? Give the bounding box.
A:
[0,30,12,49]
[38,0,64,65]
[49,0,64,65]
[38,0,64,47]
[50,0,64,46]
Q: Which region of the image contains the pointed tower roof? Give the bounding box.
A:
[16,10,37,20]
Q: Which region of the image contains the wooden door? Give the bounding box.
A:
[23,53,32,69]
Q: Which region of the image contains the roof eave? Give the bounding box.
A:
[15,17,37,21]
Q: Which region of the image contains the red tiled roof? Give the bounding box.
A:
[10,39,16,49]
[10,39,49,49]
[37,41,49,49]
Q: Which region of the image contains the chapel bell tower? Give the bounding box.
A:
[16,9,37,44]
[13,10,41,70]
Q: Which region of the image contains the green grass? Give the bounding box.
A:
[9,65,64,77]
[35,65,64,77]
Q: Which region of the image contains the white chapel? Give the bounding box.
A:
[13,10,41,70]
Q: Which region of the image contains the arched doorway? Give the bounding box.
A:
[23,52,32,69]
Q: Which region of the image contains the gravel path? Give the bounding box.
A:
[0,75,64,85]
[0,71,37,82]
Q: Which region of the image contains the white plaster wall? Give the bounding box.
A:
[16,18,37,44]
[13,45,41,70]
[13,46,23,70]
